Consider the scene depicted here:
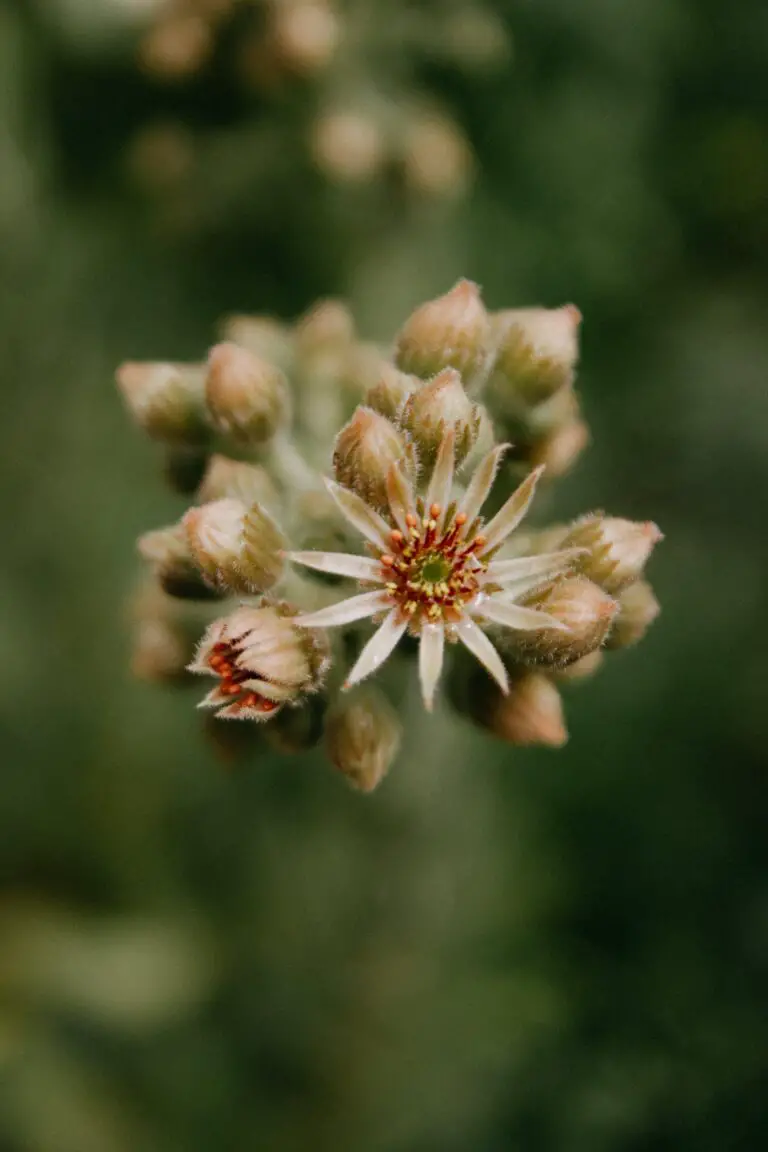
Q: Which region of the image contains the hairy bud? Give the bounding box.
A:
[364,365,417,422]
[505,576,618,667]
[205,343,290,446]
[333,406,416,512]
[325,689,401,792]
[197,455,280,511]
[138,523,220,600]
[296,299,355,354]
[471,671,568,747]
[605,580,661,650]
[394,279,490,386]
[190,604,330,721]
[116,361,209,444]
[491,305,581,407]
[183,498,286,594]
[400,367,481,467]
[563,515,663,594]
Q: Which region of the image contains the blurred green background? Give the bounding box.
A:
[1,1,767,1149]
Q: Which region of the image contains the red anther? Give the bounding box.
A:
[455,512,468,526]
[381,554,394,567]
[405,513,418,528]
[390,530,404,546]
[430,503,441,519]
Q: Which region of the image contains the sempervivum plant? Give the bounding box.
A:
[119,282,661,791]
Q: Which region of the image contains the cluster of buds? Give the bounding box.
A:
[119,280,661,789]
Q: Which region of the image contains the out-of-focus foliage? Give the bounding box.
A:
[1,1,767,1149]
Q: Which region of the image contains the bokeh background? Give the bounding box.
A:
[2,1,767,1148]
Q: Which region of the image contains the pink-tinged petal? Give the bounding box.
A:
[474,595,569,632]
[344,609,408,689]
[294,590,388,629]
[458,443,508,528]
[425,429,455,527]
[479,466,545,555]
[386,463,414,534]
[324,478,391,549]
[483,548,585,585]
[454,617,509,694]
[418,623,445,711]
[288,550,384,582]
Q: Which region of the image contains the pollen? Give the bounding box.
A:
[207,641,279,716]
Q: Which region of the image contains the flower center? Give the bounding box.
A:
[208,641,279,715]
[380,504,487,625]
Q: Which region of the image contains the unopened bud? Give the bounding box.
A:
[131,618,195,684]
[394,279,490,388]
[508,576,618,667]
[605,580,661,650]
[472,672,568,747]
[139,523,220,600]
[491,305,581,406]
[205,343,290,446]
[325,689,401,792]
[190,603,330,720]
[197,454,280,512]
[401,115,473,198]
[183,498,286,594]
[400,367,480,467]
[296,299,355,354]
[364,365,417,422]
[563,515,663,594]
[219,315,294,370]
[529,419,590,479]
[333,406,415,512]
[312,110,386,184]
[116,361,209,444]
[552,649,605,683]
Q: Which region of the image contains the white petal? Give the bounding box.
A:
[418,623,445,711]
[386,463,414,534]
[484,548,585,584]
[479,466,545,555]
[324,478,391,549]
[344,609,407,688]
[458,443,508,528]
[425,429,455,526]
[454,616,509,694]
[288,550,384,582]
[474,595,568,632]
[294,590,388,628]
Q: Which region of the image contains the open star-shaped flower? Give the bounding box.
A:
[289,431,582,709]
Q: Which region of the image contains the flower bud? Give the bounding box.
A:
[296,299,355,354]
[605,580,661,650]
[332,406,416,512]
[183,498,286,594]
[529,419,590,479]
[190,603,330,721]
[311,110,386,184]
[131,618,196,684]
[552,649,604,683]
[491,305,581,406]
[507,576,618,667]
[325,689,401,792]
[197,454,280,512]
[394,279,490,387]
[401,114,473,198]
[400,367,481,468]
[116,361,209,444]
[364,365,417,422]
[563,515,663,594]
[205,343,290,446]
[272,0,339,76]
[219,315,294,370]
[471,672,568,747]
[138,523,220,600]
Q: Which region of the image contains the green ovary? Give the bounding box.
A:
[417,553,452,585]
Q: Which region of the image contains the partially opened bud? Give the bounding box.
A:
[504,576,618,667]
[472,672,568,747]
[529,419,590,478]
[400,367,481,467]
[205,343,290,446]
[138,523,220,600]
[197,454,280,512]
[117,361,209,444]
[325,688,401,792]
[190,604,330,720]
[184,498,286,594]
[333,406,415,512]
[491,305,581,406]
[364,365,417,422]
[605,580,661,649]
[563,515,663,594]
[394,279,490,387]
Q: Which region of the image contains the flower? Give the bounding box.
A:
[288,431,582,710]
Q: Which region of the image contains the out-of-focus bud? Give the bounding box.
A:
[272,0,340,76]
[131,618,196,684]
[197,454,280,512]
[552,649,604,683]
[219,315,294,370]
[529,419,590,479]
[563,515,663,594]
[139,16,213,81]
[507,576,618,667]
[163,446,210,495]
[296,299,355,355]
[325,689,401,792]
[139,523,220,600]
[183,498,286,594]
[491,305,581,406]
[332,406,416,512]
[205,343,290,446]
[470,671,568,747]
[311,110,386,184]
[401,114,473,198]
[190,604,330,720]
[364,365,417,422]
[116,361,209,444]
[605,580,661,650]
[394,279,490,388]
[400,367,481,468]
